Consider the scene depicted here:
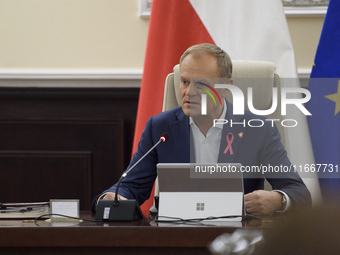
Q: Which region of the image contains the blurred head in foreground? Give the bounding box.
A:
[254,206,340,255]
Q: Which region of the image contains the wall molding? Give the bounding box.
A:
[0,69,143,80]
[297,68,313,79]
[0,68,312,88]
[0,68,311,80]
[284,6,327,17]
[139,0,151,19]
[139,6,327,19]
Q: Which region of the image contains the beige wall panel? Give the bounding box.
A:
[0,0,326,71]
[0,0,149,69]
[287,17,324,69]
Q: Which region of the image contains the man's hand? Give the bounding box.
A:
[103,192,127,201]
[244,190,283,215]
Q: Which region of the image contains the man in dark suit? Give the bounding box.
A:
[93,43,311,215]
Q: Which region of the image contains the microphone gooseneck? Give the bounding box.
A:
[113,132,170,205]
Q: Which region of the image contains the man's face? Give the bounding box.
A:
[180,53,228,118]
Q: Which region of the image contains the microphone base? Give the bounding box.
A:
[95,199,144,221]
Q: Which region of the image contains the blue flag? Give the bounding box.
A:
[306,0,340,203]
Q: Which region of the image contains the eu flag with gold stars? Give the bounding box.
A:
[306,0,340,203]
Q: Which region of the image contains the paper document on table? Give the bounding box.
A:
[0,202,50,219]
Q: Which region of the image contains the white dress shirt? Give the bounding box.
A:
[189,100,227,163]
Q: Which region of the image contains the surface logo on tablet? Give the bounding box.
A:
[196,202,205,211]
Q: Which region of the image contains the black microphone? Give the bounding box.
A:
[95,132,170,221]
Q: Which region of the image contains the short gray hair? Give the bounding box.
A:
[180,43,232,78]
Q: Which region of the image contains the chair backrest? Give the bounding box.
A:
[162,60,287,148]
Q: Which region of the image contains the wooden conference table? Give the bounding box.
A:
[0,211,276,255]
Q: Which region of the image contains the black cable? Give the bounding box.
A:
[34,213,99,224]
[152,214,262,223]
[153,215,243,223]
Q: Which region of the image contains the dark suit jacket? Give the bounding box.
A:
[92,100,311,212]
